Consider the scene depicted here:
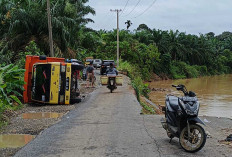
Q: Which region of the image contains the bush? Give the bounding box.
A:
[193,65,208,76]
[119,60,150,100]
[0,50,13,66]
[0,64,25,116]
[118,60,141,79]
[141,102,155,114]
[0,41,44,68]
[170,61,202,79]
[16,41,44,68]
[185,65,199,78]
[170,65,186,79]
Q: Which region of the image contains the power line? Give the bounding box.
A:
[97,0,128,30]
[120,0,130,16]
[121,0,142,17]
[133,0,158,18]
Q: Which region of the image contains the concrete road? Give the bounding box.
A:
[15,75,232,157]
[15,77,160,157]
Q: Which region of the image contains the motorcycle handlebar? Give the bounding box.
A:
[172,84,188,96]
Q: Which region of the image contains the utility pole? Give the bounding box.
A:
[47,0,54,57]
[110,9,122,67]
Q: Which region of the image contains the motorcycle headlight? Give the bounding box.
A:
[186,109,197,116]
[185,102,199,116]
[179,99,199,116]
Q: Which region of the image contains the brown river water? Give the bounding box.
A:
[148,74,232,119]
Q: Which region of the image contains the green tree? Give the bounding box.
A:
[0,0,95,58]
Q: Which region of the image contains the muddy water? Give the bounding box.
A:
[0,134,35,148]
[149,74,232,119]
[22,112,64,119]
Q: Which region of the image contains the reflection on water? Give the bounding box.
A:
[148,74,232,119]
[22,112,64,119]
[0,134,35,148]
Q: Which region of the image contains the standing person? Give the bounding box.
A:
[86,62,95,88]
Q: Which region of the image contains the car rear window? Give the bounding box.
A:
[94,59,100,62]
[103,60,114,63]
[86,59,93,62]
[103,61,115,66]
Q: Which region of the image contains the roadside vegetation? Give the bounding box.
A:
[82,28,232,80]
[0,64,25,127]
[118,61,156,114]
[1,0,232,119]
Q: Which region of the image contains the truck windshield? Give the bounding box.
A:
[31,64,51,102]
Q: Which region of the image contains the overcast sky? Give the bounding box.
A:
[86,0,232,35]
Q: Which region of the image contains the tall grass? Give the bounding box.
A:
[118,61,153,113]
[118,60,149,98]
[0,64,25,127]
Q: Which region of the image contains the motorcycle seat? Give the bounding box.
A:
[168,96,179,110]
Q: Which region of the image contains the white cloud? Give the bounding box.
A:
[86,0,232,35]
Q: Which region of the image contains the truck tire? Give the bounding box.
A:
[70,98,81,104]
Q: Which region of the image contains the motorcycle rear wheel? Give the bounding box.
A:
[179,124,206,153]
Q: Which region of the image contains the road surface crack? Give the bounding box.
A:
[143,116,162,157]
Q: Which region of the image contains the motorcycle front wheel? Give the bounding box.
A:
[179,124,206,153]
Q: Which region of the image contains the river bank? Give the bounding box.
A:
[147,74,232,119]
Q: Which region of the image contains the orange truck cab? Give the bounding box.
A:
[23,56,84,105]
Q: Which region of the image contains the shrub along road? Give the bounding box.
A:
[14,76,232,157]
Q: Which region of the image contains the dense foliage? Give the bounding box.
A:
[0,64,25,124]
[0,0,95,59]
[80,27,232,79]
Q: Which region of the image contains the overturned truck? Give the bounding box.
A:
[23,56,84,105]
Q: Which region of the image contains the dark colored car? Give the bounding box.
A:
[100,60,115,75]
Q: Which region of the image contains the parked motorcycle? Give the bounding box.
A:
[161,84,206,152]
[107,75,117,93]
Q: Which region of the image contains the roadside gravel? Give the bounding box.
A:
[0,77,97,157]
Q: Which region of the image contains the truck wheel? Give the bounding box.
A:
[70,98,81,104]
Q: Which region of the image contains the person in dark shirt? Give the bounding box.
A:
[106,63,118,76]
[106,63,118,87]
[86,62,94,87]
